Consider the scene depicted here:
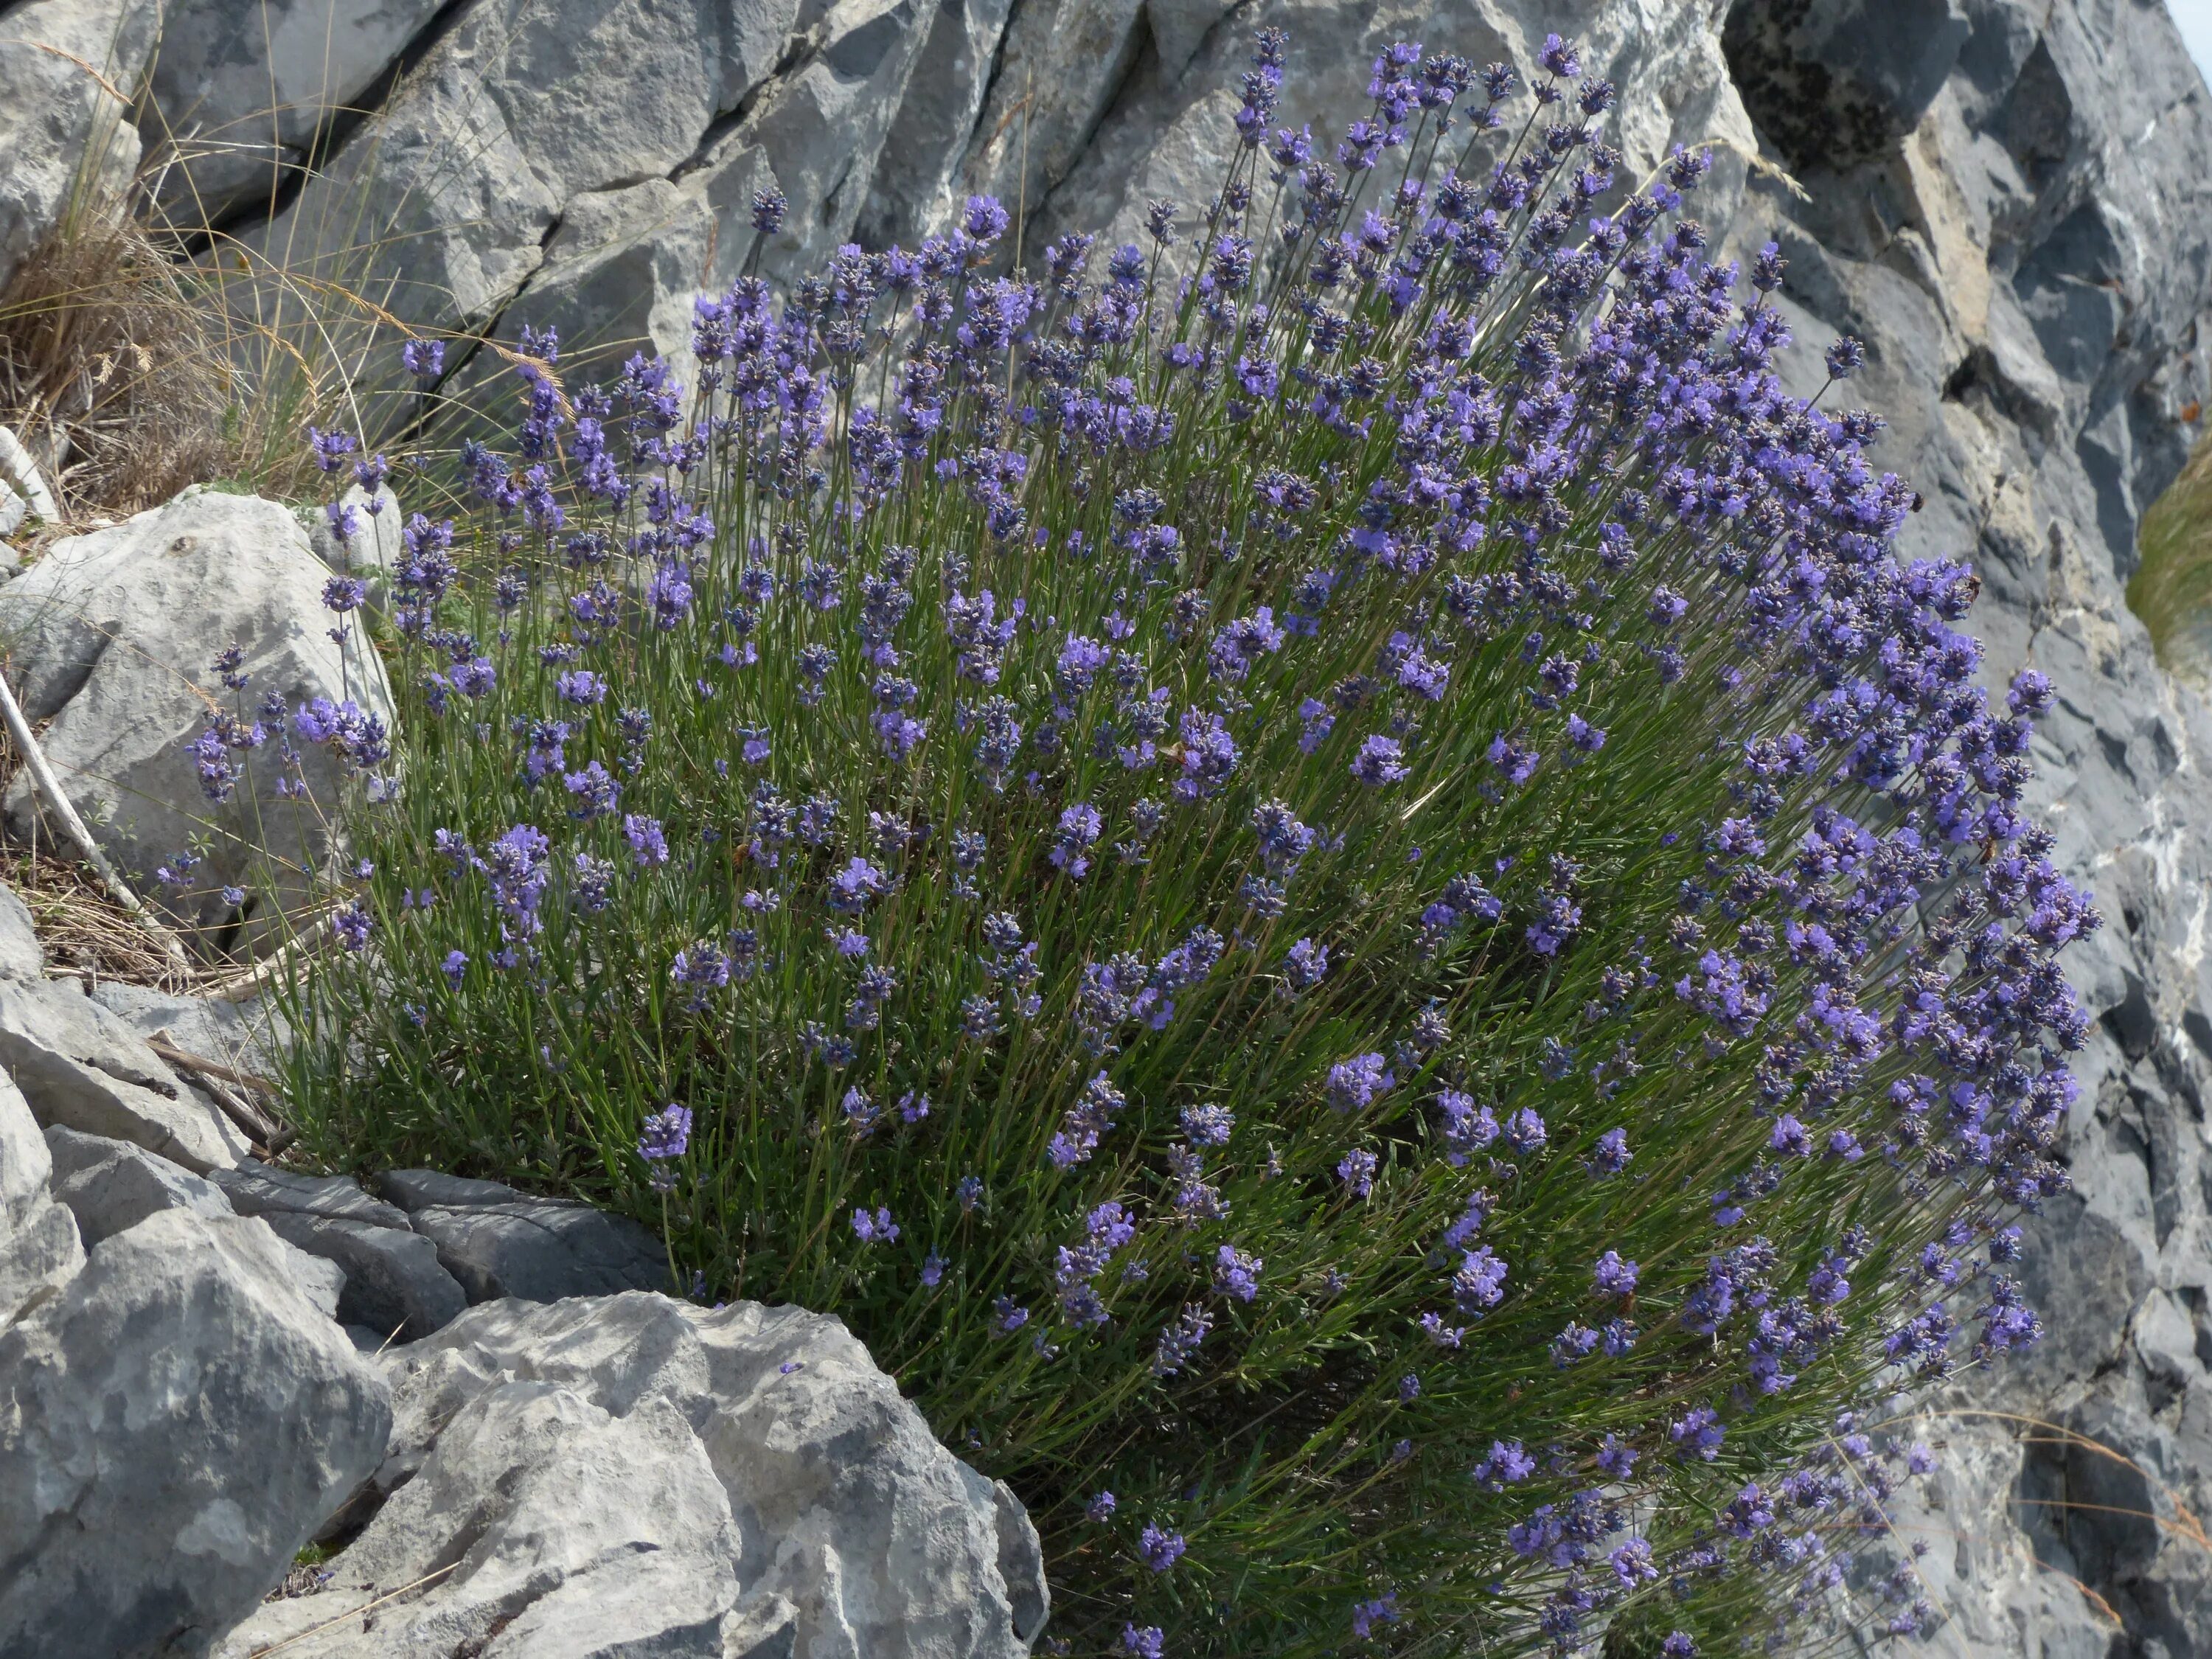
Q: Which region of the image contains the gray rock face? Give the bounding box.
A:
[1,0,2197,1650]
[87,978,285,1076]
[207,1161,471,1334]
[407,1202,670,1303]
[0,975,249,1171]
[217,1293,1047,1659]
[218,0,950,370]
[210,1161,411,1229]
[140,0,448,227]
[305,481,404,589]
[378,1166,524,1209]
[0,0,163,291]
[0,885,45,981]
[0,1075,81,1329]
[0,1206,391,1659]
[46,1128,348,1315]
[375,1167,673,1304]
[0,487,396,939]
[46,1121,234,1241]
[254,1211,465,1342]
[1677,3,2212,1653]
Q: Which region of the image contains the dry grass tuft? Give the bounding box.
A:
[0,838,189,989]
[0,208,243,519]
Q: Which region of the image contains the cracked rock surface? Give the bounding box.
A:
[0,0,2208,1652]
[214,1293,1048,1659]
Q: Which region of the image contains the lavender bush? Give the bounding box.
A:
[209,29,2094,1657]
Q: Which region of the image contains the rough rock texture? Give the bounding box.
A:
[208,1166,468,1341]
[0,886,44,981]
[36,0,2211,1650]
[45,1126,347,1315]
[0,485,396,938]
[0,1074,82,1328]
[1686,4,2212,1655]
[86,978,286,1076]
[140,0,448,228]
[211,1161,413,1229]
[378,1166,675,1304]
[46,1121,234,1241]
[0,1206,391,1659]
[215,1293,1048,1659]
[0,0,163,291]
[0,975,249,1171]
[305,481,405,586]
[206,0,956,368]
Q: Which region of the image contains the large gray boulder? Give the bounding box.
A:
[209,1161,470,1338]
[45,1121,234,1241]
[139,0,448,228]
[0,485,395,940]
[0,1206,392,1659]
[378,1166,674,1304]
[217,1292,1048,1659]
[0,0,164,291]
[45,1126,347,1316]
[0,1074,81,1329]
[0,975,249,1171]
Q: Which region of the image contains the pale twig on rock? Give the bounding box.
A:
[0,424,58,520]
[150,1029,291,1152]
[0,666,191,975]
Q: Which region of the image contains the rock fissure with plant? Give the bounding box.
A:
[3,3,2212,1658]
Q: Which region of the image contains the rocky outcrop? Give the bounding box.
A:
[217,1292,1048,1659]
[0,484,396,941]
[375,1166,675,1304]
[0,962,1047,1659]
[0,0,164,291]
[0,1074,83,1326]
[0,0,2185,1652]
[0,974,250,1170]
[0,1138,392,1659]
[139,0,448,228]
[1683,4,2212,1655]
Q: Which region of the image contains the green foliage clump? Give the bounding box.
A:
[205,29,2093,1659]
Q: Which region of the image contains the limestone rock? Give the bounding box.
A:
[374,1169,673,1304]
[246,0,808,335]
[220,1293,1047,1659]
[378,1166,524,1209]
[254,1211,466,1342]
[0,975,248,1172]
[86,978,285,1077]
[0,487,395,939]
[209,1161,411,1229]
[0,1074,80,1329]
[0,884,42,980]
[46,1130,349,1318]
[853,0,1019,250]
[0,1208,391,1658]
[0,0,164,291]
[305,481,404,587]
[412,1202,669,1303]
[139,0,448,228]
[45,1122,234,1242]
[218,1385,742,1659]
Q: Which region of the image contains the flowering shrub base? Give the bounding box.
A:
[234,29,2094,1658]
